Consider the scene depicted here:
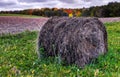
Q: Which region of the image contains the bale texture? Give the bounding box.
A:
[38,17,108,67]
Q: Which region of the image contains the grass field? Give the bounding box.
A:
[0,22,120,77]
[0,14,41,18]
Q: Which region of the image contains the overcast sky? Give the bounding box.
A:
[0,0,120,11]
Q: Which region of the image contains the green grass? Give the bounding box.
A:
[0,14,41,18]
[0,22,120,77]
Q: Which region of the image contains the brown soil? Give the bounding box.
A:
[0,16,48,34]
[0,16,120,34]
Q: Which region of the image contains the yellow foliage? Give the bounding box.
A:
[94,69,99,77]
[69,13,73,17]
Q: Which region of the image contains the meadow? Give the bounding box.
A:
[0,22,120,77]
[0,14,41,18]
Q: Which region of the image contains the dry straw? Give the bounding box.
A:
[37,17,108,67]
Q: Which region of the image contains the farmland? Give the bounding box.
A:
[0,16,48,34]
[0,16,120,77]
[0,16,120,35]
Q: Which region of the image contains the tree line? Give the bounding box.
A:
[82,2,120,17]
[0,8,82,17]
[0,2,120,17]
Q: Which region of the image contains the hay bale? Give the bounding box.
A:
[37,17,108,67]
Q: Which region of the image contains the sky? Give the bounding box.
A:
[0,0,120,11]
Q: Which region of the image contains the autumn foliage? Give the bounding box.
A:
[0,2,120,17]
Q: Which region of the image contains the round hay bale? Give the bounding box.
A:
[37,17,108,67]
